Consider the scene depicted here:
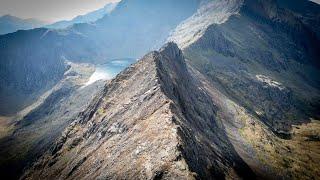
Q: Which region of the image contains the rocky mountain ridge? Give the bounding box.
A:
[22,43,255,179]
[22,41,320,180]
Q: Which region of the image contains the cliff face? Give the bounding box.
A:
[22,43,255,179]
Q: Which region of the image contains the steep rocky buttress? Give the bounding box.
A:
[22,43,255,179]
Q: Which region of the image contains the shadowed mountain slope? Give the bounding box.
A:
[0,63,106,179]
[182,0,320,135]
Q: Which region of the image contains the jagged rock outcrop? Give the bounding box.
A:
[22,43,255,179]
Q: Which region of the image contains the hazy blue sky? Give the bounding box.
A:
[0,0,119,23]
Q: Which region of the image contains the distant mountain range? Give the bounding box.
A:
[0,15,47,35]
[0,2,118,35]
[46,2,118,29]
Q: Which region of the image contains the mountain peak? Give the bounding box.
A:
[168,0,244,49]
[159,42,184,61]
